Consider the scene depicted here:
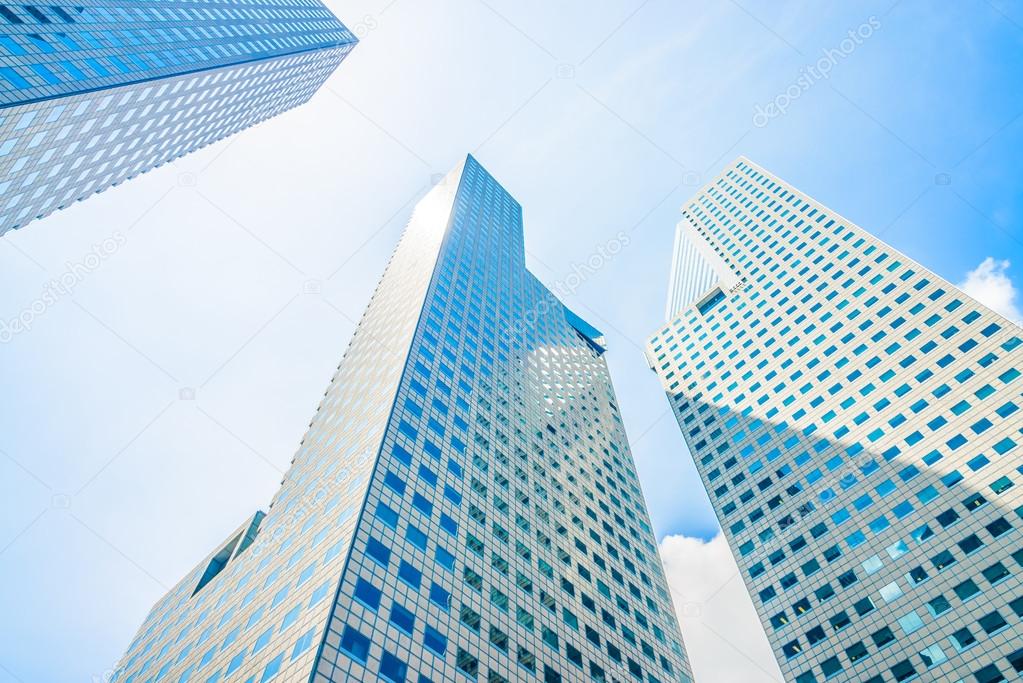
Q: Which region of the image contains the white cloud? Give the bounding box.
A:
[957,257,1023,324]
[660,534,784,683]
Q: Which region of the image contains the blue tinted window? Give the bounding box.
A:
[354,578,382,611]
[389,604,415,635]
[340,626,370,664]
[379,650,408,683]
[366,538,391,567]
[429,583,450,610]
[398,561,422,589]
[376,503,399,529]
[423,626,447,656]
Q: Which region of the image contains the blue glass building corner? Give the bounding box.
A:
[0,1,357,234]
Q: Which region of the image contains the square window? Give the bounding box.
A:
[389,604,415,635]
[919,643,946,668]
[872,627,895,649]
[429,583,450,610]
[423,626,447,656]
[978,611,1008,635]
[380,651,408,683]
[366,538,391,567]
[953,579,981,601]
[974,664,1006,683]
[340,625,371,664]
[846,641,868,662]
[820,656,842,678]
[926,594,951,617]
[897,611,924,635]
[456,648,479,676]
[890,660,916,682]
[398,561,421,589]
[982,562,1010,584]
[949,627,976,652]
[354,578,381,611]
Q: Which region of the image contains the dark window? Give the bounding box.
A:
[354,578,381,611]
[379,650,408,683]
[820,656,842,677]
[890,660,916,682]
[340,625,371,663]
[389,604,415,634]
[978,611,1008,635]
[456,648,479,676]
[871,626,895,649]
[366,537,391,567]
[974,664,1006,683]
[398,560,421,589]
[423,626,446,656]
[845,642,867,662]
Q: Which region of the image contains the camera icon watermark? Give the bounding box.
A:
[556,63,575,79]
[303,279,323,295]
[51,493,72,509]
[934,173,951,186]
[177,172,197,188]
[179,387,196,401]
[679,602,703,618]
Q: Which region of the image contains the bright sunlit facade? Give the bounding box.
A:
[648,157,1023,683]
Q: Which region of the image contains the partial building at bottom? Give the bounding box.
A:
[647,157,1022,683]
[113,155,694,683]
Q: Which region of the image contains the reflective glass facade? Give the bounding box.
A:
[112,156,693,683]
[0,1,356,234]
[648,157,1023,683]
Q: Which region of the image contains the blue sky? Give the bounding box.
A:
[1,1,1021,682]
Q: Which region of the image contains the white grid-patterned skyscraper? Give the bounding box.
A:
[647,157,1022,683]
[112,155,694,683]
[0,1,357,235]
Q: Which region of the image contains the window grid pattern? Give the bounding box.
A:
[113,156,694,683]
[0,44,350,235]
[110,145,456,683]
[315,156,693,683]
[0,1,355,106]
[0,0,356,235]
[647,157,1023,683]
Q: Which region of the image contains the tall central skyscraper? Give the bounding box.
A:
[648,157,1022,683]
[0,1,357,235]
[113,156,693,683]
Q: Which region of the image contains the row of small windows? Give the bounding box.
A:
[649,159,1022,683]
[0,3,337,27]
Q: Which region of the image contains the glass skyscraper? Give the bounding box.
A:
[0,1,356,235]
[112,155,693,683]
[647,157,1023,683]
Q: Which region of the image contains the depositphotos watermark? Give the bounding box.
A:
[551,231,631,299]
[512,231,631,338]
[0,232,126,343]
[753,16,881,128]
